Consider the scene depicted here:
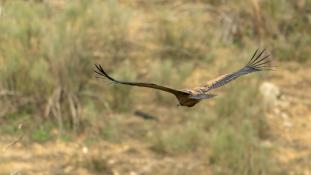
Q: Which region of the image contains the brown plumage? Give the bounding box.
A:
[94,49,272,107]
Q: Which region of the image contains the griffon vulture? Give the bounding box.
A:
[94,49,272,107]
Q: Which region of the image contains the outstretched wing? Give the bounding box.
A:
[94,64,190,97]
[198,49,272,92]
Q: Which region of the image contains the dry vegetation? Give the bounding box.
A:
[0,0,310,174]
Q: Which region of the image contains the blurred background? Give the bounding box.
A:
[0,0,310,174]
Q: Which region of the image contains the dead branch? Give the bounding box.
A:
[2,124,24,152]
[0,90,21,97]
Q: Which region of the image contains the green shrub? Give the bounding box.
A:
[210,79,273,174]
[154,9,212,60]
[150,121,207,154]
[31,126,52,142]
[210,121,272,175]
[0,0,133,132]
[100,117,121,142]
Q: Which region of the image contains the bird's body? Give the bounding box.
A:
[94,49,272,107]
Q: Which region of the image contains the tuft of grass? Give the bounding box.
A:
[150,60,180,105]
[214,80,270,138]
[1,124,21,135]
[100,116,122,142]
[210,121,272,175]
[106,61,137,112]
[31,126,52,142]
[60,134,73,142]
[154,9,212,60]
[100,0,132,62]
[260,0,311,62]
[210,79,274,174]
[150,121,207,154]
[271,33,310,62]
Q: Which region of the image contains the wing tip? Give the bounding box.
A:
[93,64,116,82]
[247,48,273,71]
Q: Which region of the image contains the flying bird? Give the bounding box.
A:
[94,49,272,107]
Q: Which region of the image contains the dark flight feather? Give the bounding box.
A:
[93,64,189,97]
[205,49,271,91]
